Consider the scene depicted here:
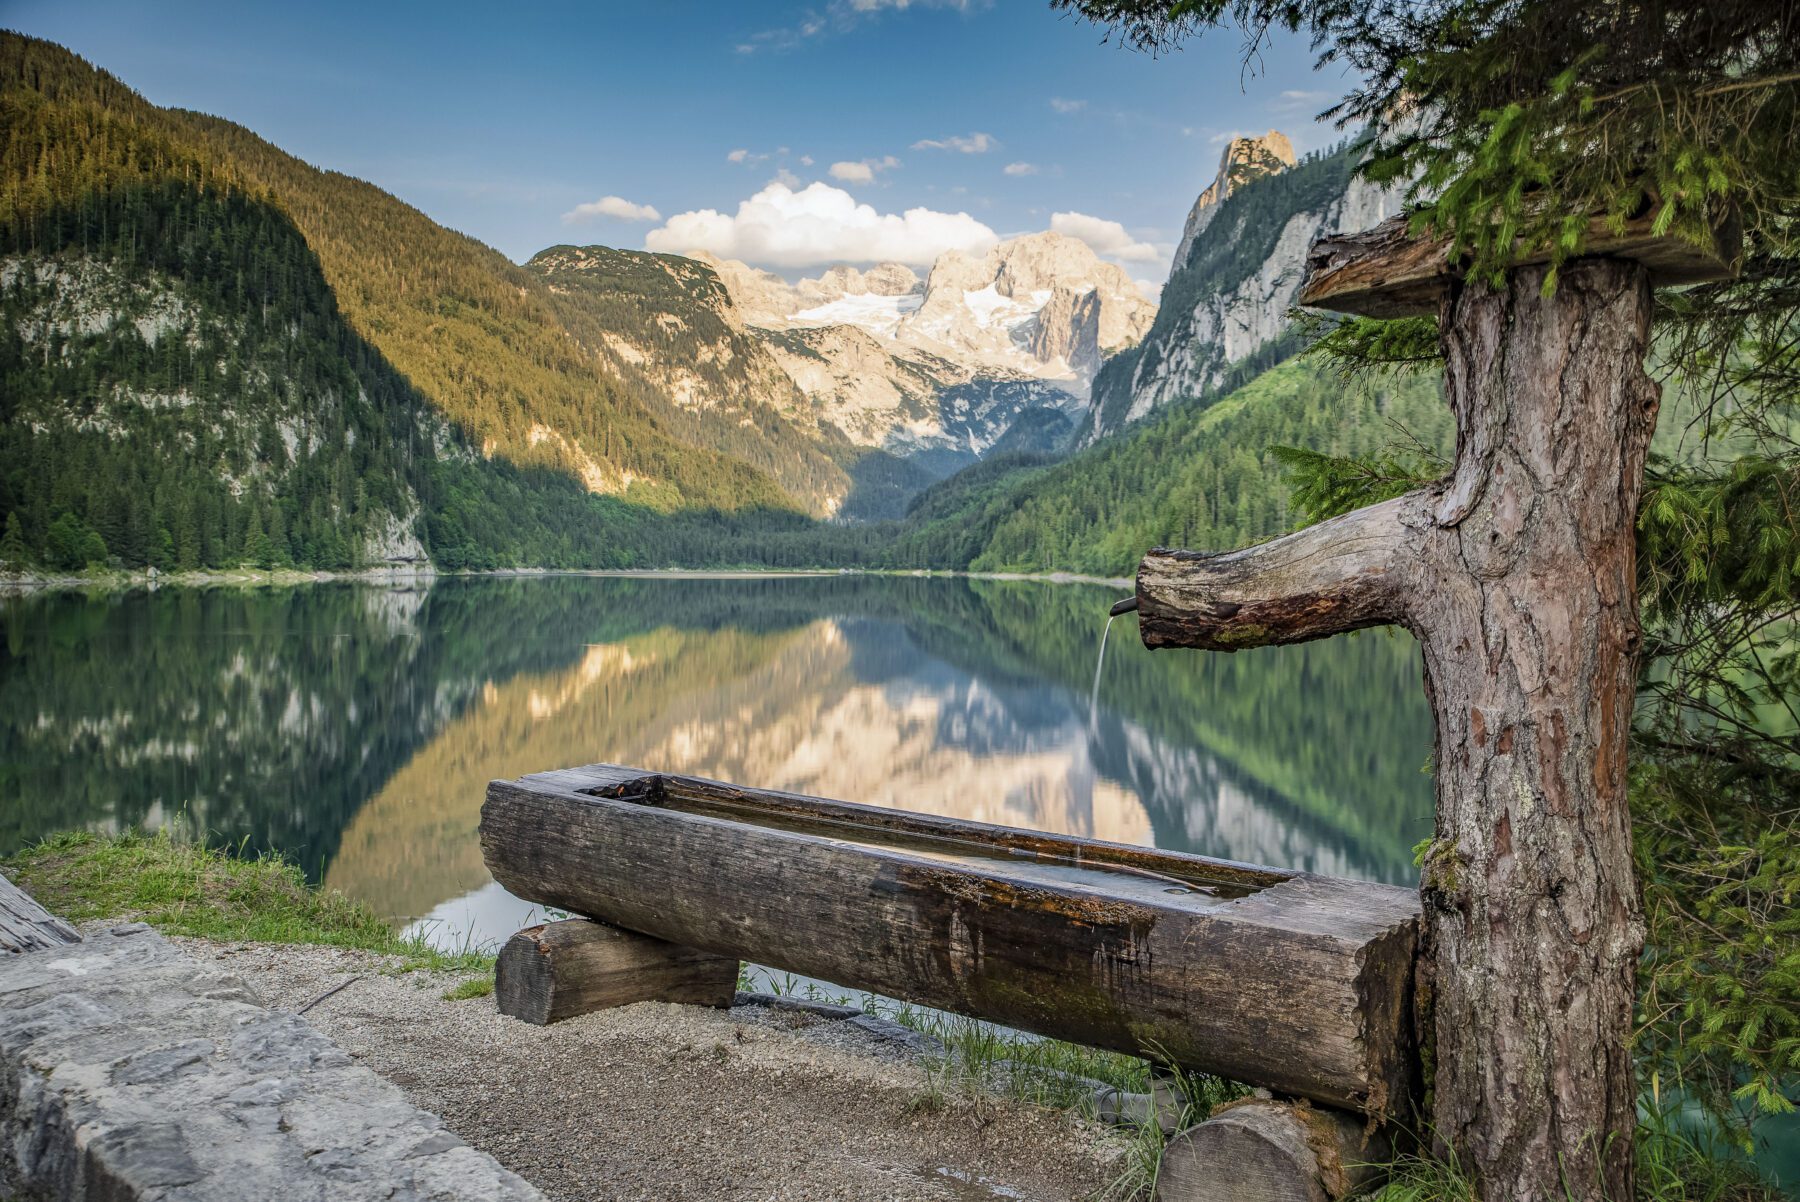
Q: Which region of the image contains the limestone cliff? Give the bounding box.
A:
[1084,135,1407,442]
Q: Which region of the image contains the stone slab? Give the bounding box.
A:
[0,923,543,1201]
[0,872,79,954]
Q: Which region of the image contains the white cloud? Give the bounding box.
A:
[800,155,815,166]
[1049,97,1086,113]
[1272,89,1332,115]
[829,155,900,183]
[911,131,997,154]
[772,166,802,188]
[1050,211,1160,264]
[737,0,984,53]
[1002,161,1038,177]
[727,148,769,165]
[562,195,662,224]
[646,180,998,269]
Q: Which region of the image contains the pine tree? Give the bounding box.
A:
[1058,2,1798,1197]
[0,512,28,567]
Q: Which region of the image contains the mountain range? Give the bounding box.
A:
[0,31,1429,575]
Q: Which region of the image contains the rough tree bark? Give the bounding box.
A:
[1134,257,1657,1201]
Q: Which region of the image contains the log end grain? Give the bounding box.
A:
[1156,1098,1389,1202]
[495,918,738,1026]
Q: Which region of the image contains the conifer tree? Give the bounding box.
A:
[1057,1,1799,1197]
[0,511,28,567]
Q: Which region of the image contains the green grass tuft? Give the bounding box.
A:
[2,829,493,974]
[1364,1106,1788,1202]
[443,975,496,1001]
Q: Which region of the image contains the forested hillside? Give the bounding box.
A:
[523,245,872,511]
[889,357,1452,575]
[0,33,824,573]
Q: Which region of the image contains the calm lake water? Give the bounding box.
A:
[0,574,1434,948]
[11,573,1796,1189]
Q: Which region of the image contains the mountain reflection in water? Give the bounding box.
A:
[0,575,1434,948]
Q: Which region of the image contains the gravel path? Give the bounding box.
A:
[174,938,1122,1202]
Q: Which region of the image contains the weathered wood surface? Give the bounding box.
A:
[0,871,79,954]
[1136,497,1413,651]
[496,918,737,1025]
[1143,237,1669,1192]
[1298,207,1741,318]
[1157,1098,1388,1202]
[481,765,1421,1118]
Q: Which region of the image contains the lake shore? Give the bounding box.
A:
[0,563,1133,595]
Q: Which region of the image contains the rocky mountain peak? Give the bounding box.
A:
[1171,130,1298,270]
[818,262,921,298]
[1085,135,1410,444]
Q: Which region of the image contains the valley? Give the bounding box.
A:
[0,32,1438,581]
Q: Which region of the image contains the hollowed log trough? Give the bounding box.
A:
[481,763,1421,1123]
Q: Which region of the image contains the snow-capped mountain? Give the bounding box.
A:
[688,232,1156,470]
[521,234,1151,517]
[705,232,1153,388]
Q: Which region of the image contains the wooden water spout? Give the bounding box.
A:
[480,763,1420,1119]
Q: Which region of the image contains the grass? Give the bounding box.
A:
[3,829,493,975]
[442,974,495,1001]
[1367,1103,1787,1202]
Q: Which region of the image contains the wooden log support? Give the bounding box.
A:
[496,917,737,1025]
[1157,1098,1389,1202]
[481,765,1421,1118]
[0,871,79,954]
[1297,206,1742,318]
[1137,497,1414,651]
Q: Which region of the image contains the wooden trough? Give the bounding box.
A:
[480,764,1421,1124]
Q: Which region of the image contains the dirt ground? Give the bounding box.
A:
[176,938,1124,1202]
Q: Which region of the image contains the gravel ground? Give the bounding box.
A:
[173,937,1123,1202]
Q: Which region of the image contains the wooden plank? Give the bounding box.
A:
[1156,1098,1389,1202]
[480,765,1421,1118]
[495,918,737,1025]
[1299,207,1742,318]
[0,871,79,954]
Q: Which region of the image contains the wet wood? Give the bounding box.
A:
[481,765,1421,1118]
[1157,1098,1389,1202]
[1136,497,1414,651]
[1298,207,1741,318]
[495,918,737,1025]
[0,872,79,954]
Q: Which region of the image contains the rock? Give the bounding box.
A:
[1087,132,1411,442]
[0,926,543,1201]
[1171,131,1297,270]
[693,232,1156,463]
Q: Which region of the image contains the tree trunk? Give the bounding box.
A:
[1132,256,1657,1200]
[1416,260,1654,1200]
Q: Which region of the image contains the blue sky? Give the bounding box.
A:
[7,0,1355,285]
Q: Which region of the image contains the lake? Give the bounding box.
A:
[0,574,1435,950]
